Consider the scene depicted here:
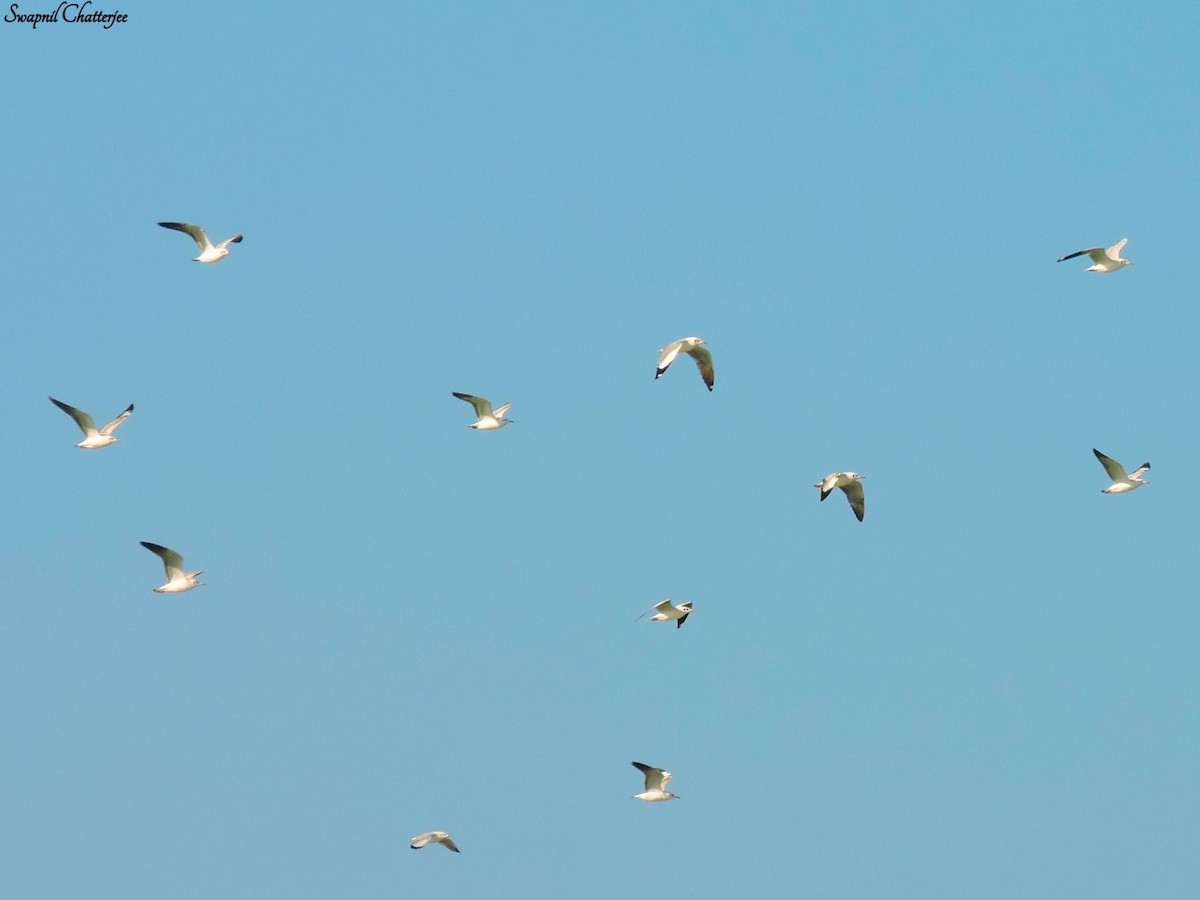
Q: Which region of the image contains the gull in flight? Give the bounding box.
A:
[410,832,460,853]
[452,392,513,430]
[158,221,243,263]
[140,542,205,592]
[815,472,865,521]
[1057,239,1133,273]
[49,397,133,449]
[655,336,713,391]
[635,599,693,628]
[1093,449,1150,493]
[632,761,679,802]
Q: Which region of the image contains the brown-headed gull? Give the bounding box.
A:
[815,472,865,521]
[49,397,132,449]
[632,761,679,802]
[410,832,460,853]
[452,392,513,430]
[1057,239,1133,273]
[635,599,693,628]
[1093,449,1150,493]
[140,542,205,593]
[655,337,713,391]
[158,222,243,263]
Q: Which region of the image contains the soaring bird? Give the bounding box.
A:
[631,761,679,802]
[1093,449,1150,494]
[815,471,865,521]
[158,221,243,263]
[655,337,714,391]
[452,392,513,430]
[1057,239,1133,273]
[140,542,205,593]
[410,832,460,853]
[635,599,693,628]
[49,397,132,449]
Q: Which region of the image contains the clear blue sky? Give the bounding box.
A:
[3,3,1199,897]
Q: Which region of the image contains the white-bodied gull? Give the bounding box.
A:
[815,471,865,521]
[632,761,679,802]
[1093,449,1150,493]
[452,392,513,430]
[158,221,243,263]
[410,832,460,853]
[49,397,132,449]
[140,541,205,593]
[656,337,714,391]
[1057,239,1133,273]
[635,599,693,628]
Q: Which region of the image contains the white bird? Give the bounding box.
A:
[656,336,714,391]
[1057,239,1133,273]
[410,831,460,853]
[49,397,133,449]
[815,471,865,521]
[632,761,679,802]
[158,221,243,263]
[1093,449,1150,493]
[140,542,205,593]
[635,599,693,628]
[452,392,513,430]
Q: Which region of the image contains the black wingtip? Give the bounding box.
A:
[1141,462,1151,470]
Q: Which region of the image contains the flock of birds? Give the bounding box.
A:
[45,223,1149,855]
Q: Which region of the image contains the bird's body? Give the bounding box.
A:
[49,397,133,449]
[656,336,714,390]
[140,541,205,592]
[815,471,865,521]
[158,221,243,263]
[632,761,679,802]
[452,392,513,430]
[1057,239,1133,273]
[636,599,693,628]
[410,831,460,853]
[1093,449,1150,493]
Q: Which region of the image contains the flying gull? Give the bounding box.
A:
[140,541,205,592]
[158,221,243,263]
[452,392,513,430]
[656,337,713,391]
[632,761,679,802]
[410,832,460,853]
[49,397,133,449]
[1057,239,1133,273]
[815,471,865,521]
[1093,449,1150,493]
[635,599,693,628]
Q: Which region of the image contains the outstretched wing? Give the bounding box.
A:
[1056,246,1103,263]
[635,599,675,621]
[439,836,461,853]
[816,473,839,501]
[676,611,690,628]
[656,340,684,379]
[685,345,714,391]
[1105,238,1128,261]
[410,833,434,849]
[452,392,493,417]
[840,479,865,522]
[158,221,213,252]
[632,761,668,791]
[100,404,134,436]
[217,234,244,250]
[141,541,185,580]
[49,397,97,436]
[1093,448,1128,482]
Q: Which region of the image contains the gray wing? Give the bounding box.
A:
[158,221,213,252]
[439,836,461,853]
[49,397,97,436]
[816,472,839,500]
[217,234,244,250]
[1093,449,1127,482]
[100,404,134,435]
[632,761,667,791]
[636,599,674,621]
[1105,238,1128,260]
[676,611,690,628]
[1057,246,1104,263]
[410,833,435,849]
[840,480,865,521]
[141,541,185,580]
[685,345,714,390]
[452,392,493,417]
[656,340,684,379]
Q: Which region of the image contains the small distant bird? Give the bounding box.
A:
[49,397,133,449]
[815,471,865,521]
[635,599,693,628]
[410,832,460,853]
[140,542,205,593]
[632,761,679,802]
[1057,239,1133,273]
[656,337,714,391]
[452,392,513,430]
[158,221,243,263]
[1093,449,1150,493]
